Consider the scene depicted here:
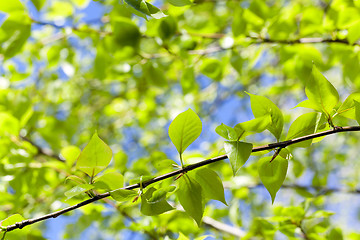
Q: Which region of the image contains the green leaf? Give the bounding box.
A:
[61,145,81,167]
[110,189,138,202]
[181,66,197,94]
[258,156,288,204]
[336,93,360,119]
[247,92,284,140]
[189,168,227,205]
[141,187,174,216]
[354,100,360,125]
[144,62,167,87]
[294,99,322,112]
[158,16,177,41]
[215,123,238,140]
[64,184,94,200]
[65,175,87,185]
[234,114,272,137]
[94,172,124,190]
[348,20,360,45]
[0,112,19,136]
[305,64,339,117]
[124,0,166,19]
[111,17,141,49]
[0,214,25,227]
[31,0,46,11]
[176,174,204,226]
[76,132,113,177]
[167,0,192,7]
[224,141,253,175]
[286,112,321,148]
[168,109,202,155]
[200,58,223,81]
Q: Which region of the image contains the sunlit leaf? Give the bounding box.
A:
[94,172,124,190]
[61,145,81,167]
[110,189,138,202]
[215,123,238,140]
[189,168,227,205]
[247,92,284,140]
[167,0,192,7]
[258,156,288,204]
[336,93,360,119]
[176,174,204,226]
[305,64,339,117]
[169,109,202,155]
[64,184,94,200]
[76,132,113,177]
[286,112,321,148]
[141,187,174,216]
[0,214,25,227]
[224,141,253,175]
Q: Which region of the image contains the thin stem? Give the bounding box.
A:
[179,153,184,168]
[3,125,360,232]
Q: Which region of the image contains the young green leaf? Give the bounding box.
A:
[110,189,138,202]
[169,109,202,155]
[64,184,94,200]
[124,0,167,19]
[93,172,124,190]
[294,99,322,112]
[305,64,339,117]
[224,141,253,175]
[200,58,223,81]
[215,123,238,140]
[0,214,25,227]
[286,112,321,148]
[189,168,227,205]
[258,156,288,204]
[141,187,174,216]
[176,174,204,226]
[336,93,360,119]
[76,132,112,178]
[348,20,360,45]
[354,100,360,125]
[167,0,192,6]
[247,93,284,140]
[234,114,272,136]
[65,175,87,185]
[61,145,81,167]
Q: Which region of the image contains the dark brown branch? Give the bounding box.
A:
[3,125,360,232]
[20,136,64,162]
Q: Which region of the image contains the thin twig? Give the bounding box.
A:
[203,216,246,238]
[3,125,360,232]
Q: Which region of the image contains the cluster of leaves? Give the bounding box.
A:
[2,0,360,239]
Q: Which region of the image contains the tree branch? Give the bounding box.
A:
[202,216,246,238]
[3,125,360,232]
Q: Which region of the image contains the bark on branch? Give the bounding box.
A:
[3,125,360,232]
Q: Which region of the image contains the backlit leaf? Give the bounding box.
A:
[169,109,202,155]
[141,187,174,216]
[110,189,138,202]
[258,156,288,204]
[189,168,227,205]
[64,184,94,200]
[247,92,284,140]
[224,141,253,175]
[176,174,204,226]
[305,64,339,117]
[286,112,321,148]
[215,123,238,140]
[76,132,113,177]
[0,214,25,227]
